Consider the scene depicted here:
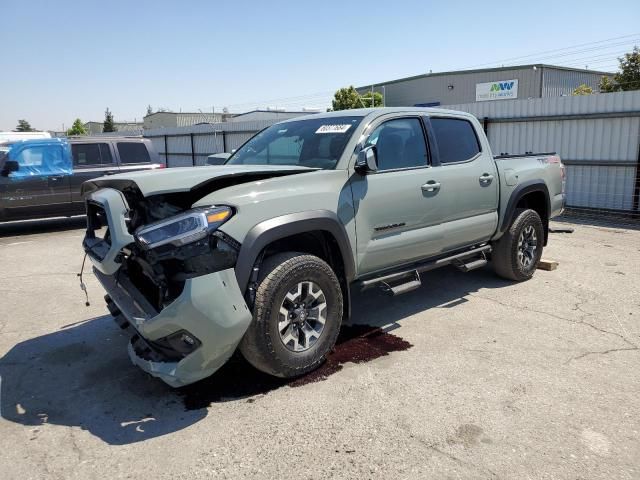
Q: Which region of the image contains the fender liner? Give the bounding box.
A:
[499,180,551,243]
[235,210,356,294]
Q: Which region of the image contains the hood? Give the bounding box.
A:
[82,164,318,198]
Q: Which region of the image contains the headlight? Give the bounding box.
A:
[135,206,232,250]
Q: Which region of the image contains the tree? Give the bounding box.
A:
[15,119,34,132]
[331,86,363,111]
[615,46,640,91]
[146,105,153,116]
[599,76,620,93]
[103,108,117,132]
[572,84,593,96]
[66,118,87,136]
[331,86,383,111]
[599,46,640,92]
[361,91,383,107]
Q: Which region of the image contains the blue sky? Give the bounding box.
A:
[1,0,639,131]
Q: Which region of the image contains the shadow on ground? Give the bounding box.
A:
[0,216,86,237]
[0,266,511,445]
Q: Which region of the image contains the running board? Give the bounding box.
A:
[381,271,422,296]
[359,244,492,293]
[454,258,488,272]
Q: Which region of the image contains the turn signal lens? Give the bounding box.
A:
[207,210,231,223]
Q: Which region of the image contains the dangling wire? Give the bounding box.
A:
[77,252,90,307]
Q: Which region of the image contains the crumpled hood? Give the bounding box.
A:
[82,164,318,197]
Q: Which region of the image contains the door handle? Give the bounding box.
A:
[479,173,494,185]
[105,170,118,175]
[421,180,441,192]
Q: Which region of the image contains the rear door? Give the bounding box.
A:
[349,115,445,275]
[69,142,119,214]
[425,115,499,251]
[115,141,159,172]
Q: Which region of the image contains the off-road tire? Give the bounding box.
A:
[239,252,343,378]
[492,208,544,281]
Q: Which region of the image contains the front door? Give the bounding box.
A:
[349,116,444,276]
[0,142,71,220]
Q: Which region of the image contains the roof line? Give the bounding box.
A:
[357,63,614,89]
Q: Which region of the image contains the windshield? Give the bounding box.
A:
[226,116,363,169]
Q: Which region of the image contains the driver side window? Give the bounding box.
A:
[364,118,428,171]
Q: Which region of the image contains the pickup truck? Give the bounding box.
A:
[0,137,163,222]
[81,107,565,387]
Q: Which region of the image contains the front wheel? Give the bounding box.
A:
[492,209,544,281]
[239,252,343,378]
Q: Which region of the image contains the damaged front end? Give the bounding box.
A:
[83,186,252,387]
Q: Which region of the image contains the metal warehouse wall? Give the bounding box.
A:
[541,67,607,97]
[446,91,640,213]
[362,67,542,106]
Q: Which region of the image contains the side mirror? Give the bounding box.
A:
[206,152,231,165]
[355,146,378,174]
[1,160,19,177]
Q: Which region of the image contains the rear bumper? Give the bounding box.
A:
[551,193,565,218]
[95,266,252,387]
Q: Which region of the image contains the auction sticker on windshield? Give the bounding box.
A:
[316,124,352,134]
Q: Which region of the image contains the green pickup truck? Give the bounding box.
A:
[82,107,565,387]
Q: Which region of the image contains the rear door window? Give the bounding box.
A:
[72,143,113,167]
[117,142,151,164]
[430,118,481,164]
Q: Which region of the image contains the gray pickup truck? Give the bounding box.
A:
[82,107,565,387]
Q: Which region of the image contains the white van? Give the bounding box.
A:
[0,131,51,143]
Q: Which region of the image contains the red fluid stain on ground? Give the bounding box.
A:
[179,324,412,410]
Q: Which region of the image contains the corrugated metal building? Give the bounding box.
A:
[83,121,143,135]
[143,112,232,130]
[227,110,311,122]
[358,64,612,107]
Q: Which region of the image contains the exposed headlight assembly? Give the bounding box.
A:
[135,206,232,250]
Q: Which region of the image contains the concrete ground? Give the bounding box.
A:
[0,217,638,480]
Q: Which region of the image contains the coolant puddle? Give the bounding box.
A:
[179,324,412,410]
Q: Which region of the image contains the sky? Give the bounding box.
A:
[1,0,639,131]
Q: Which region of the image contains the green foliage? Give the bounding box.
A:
[331,86,384,111]
[66,118,87,136]
[331,86,362,111]
[361,91,383,107]
[615,46,640,91]
[572,84,593,96]
[103,108,117,132]
[15,119,34,132]
[599,46,640,92]
[599,76,620,93]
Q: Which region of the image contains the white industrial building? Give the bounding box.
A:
[357,64,613,107]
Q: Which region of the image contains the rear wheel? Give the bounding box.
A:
[492,209,544,281]
[239,252,343,377]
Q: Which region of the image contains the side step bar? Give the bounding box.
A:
[359,244,491,295]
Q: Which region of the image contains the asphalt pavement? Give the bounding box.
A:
[0,217,638,479]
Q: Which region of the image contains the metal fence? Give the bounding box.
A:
[448,91,640,224]
[141,120,280,167]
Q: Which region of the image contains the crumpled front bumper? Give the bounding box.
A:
[94,266,252,387]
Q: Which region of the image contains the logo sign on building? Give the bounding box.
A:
[476,79,518,102]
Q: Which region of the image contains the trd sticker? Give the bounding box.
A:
[315,124,352,134]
